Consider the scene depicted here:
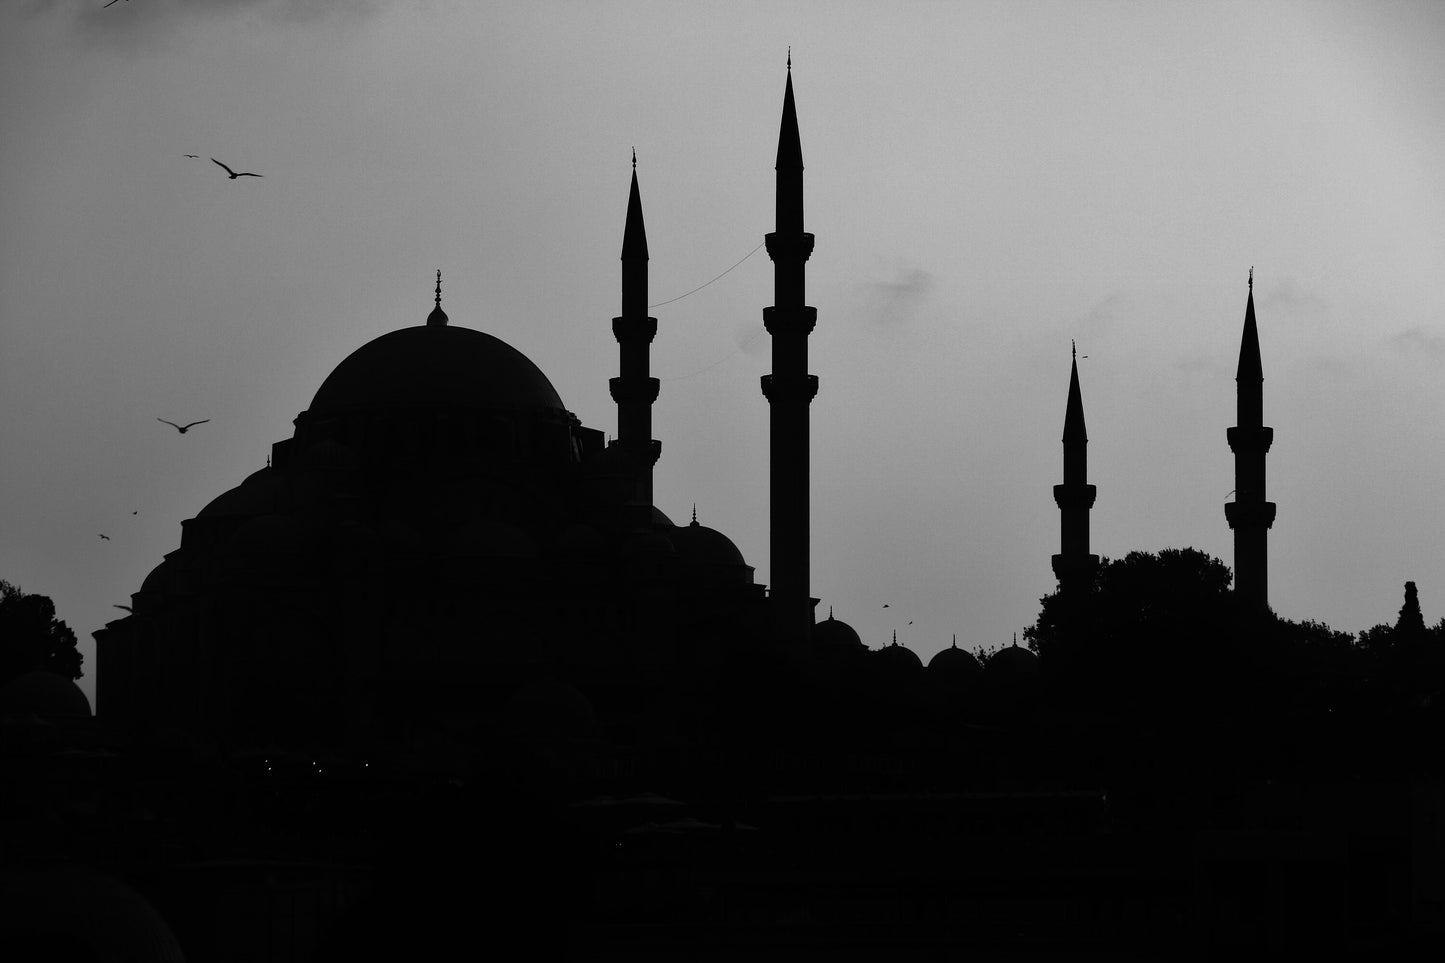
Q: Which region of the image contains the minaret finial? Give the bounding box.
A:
[952,633,957,648]
[787,46,791,69]
[1249,266,1253,291]
[1013,632,1018,647]
[828,605,834,620]
[892,629,897,645]
[426,268,448,326]
[1072,338,1076,361]
[691,503,697,525]
[632,147,636,170]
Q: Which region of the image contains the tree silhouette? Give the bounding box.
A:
[0,580,82,686]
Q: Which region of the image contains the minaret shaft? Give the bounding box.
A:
[762,66,817,641]
[1052,352,1097,593]
[1225,275,1275,610]
[610,164,660,508]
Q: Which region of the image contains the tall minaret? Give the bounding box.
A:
[1225,268,1275,610]
[610,150,661,509]
[761,53,818,642]
[1052,342,1098,595]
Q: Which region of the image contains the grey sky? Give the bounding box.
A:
[3,1,1444,705]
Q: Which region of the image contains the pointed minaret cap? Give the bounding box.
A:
[1237,266,1263,381]
[426,269,448,327]
[776,54,804,171]
[1063,340,1087,443]
[622,151,648,261]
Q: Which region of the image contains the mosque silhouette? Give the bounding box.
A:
[5,64,1438,960]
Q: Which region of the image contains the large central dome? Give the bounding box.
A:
[307,325,567,415]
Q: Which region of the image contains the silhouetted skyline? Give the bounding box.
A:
[3,3,1445,708]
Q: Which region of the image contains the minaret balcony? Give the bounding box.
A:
[760,373,819,404]
[1225,500,1276,530]
[611,316,658,344]
[1227,426,1273,454]
[1053,484,1097,510]
[609,377,660,405]
[765,232,815,262]
[762,305,818,337]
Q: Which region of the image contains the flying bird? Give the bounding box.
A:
[132,511,139,515]
[103,0,128,7]
[184,154,199,159]
[211,158,263,179]
[99,534,111,540]
[882,603,890,608]
[113,604,132,613]
[158,418,209,434]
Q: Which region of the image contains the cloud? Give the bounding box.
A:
[856,266,936,326]
[1387,327,1445,363]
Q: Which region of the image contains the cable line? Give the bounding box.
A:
[648,242,764,309]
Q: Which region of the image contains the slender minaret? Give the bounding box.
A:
[760,53,818,642]
[1225,268,1275,611]
[609,150,661,509]
[1052,341,1098,595]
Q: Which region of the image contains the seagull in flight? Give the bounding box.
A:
[158,418,209,434]
[184,154,199,159]
[211,158,263,179]
[98,534,111,541]
[103,0,128,8]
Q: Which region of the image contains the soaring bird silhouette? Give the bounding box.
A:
[211,158,262,179]
[103,0,128,8]
[184,154,199,159]
[158,418,209,434]
[99,534,111,541]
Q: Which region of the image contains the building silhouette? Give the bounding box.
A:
[28,63,1439,960]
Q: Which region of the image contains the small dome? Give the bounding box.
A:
[307,325,566,416]
[670,517,747,569]
[0,670,91,721]
[812,611,864,650]
[986,643,1040,676]
[874,641,923,672]
[197,466,284,519]
[928,641,982,677]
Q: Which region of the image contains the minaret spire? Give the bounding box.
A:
[761,56,819,644]
[1226,269,1275,610]
[610,153,661,513]
[426,269,448,327]
[1053,343,1098,595]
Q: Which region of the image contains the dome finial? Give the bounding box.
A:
[426,268,449,327]
[828,605,834,620]
[952,633,957,648]
[892,629,897,646]
[691,503,698,526]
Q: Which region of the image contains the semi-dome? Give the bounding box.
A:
[307,324,566,415]
[197,466,285,519]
